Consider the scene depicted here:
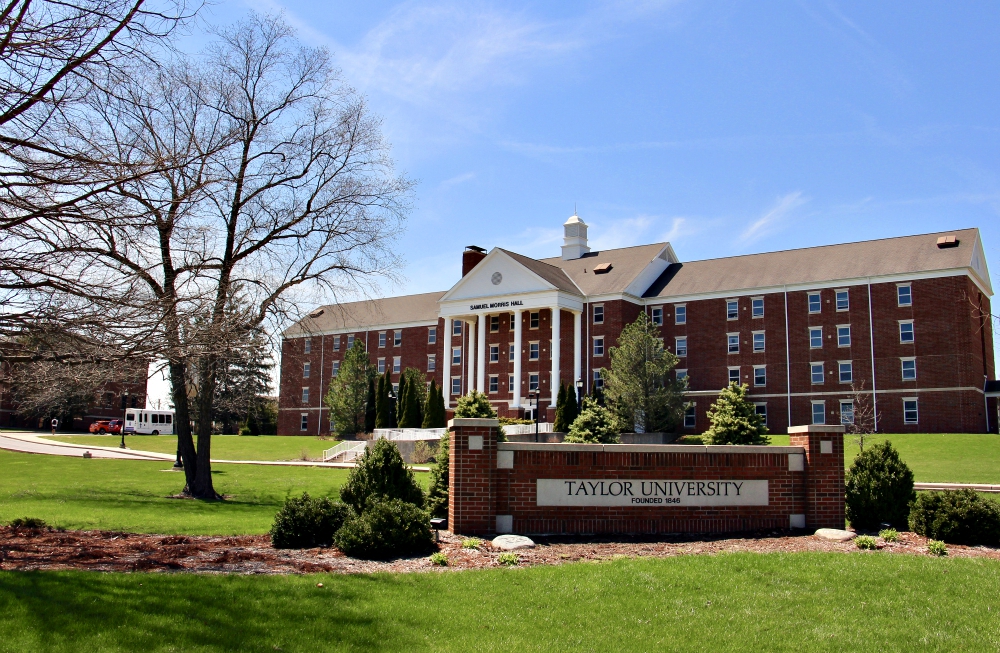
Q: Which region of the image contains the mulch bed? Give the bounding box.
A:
[2,526,998,575]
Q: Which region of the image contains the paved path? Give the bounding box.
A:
[914,482,1000,493]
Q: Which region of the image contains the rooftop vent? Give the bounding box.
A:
[308,308,325,318]
[936,235,959,248]
[593,262,613,274]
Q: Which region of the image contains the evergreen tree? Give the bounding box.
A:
[364,377,377,433]
[565,383,580,428]
[422,380,438,428]
[323,340,373,435]
[703,382,769,445]
[400,376,422,427]
[400,368,427,425]
[425,434,450,518]
[374,375,387,429]
[454,390,497,418]
[386,376,398,428]
[553,382,570,432]
[395,373,408,426]
[565,397,620,443]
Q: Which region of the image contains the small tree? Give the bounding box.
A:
[564,383,580,429]
[553,382,570,433]
[397,368,426,428]
[422,380,446,428]
[425,434,450,518]
[395,373,409,426]
[364,377,377,433]
[703,383,769,445]
[603,314,686,433]
[846,380,880,452]
[565,397,620,443]
[324,340,373,436]
[846,440,915,530]
[454,390,497,419]
[339,438,424,512]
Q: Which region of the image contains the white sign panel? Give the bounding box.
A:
[536,479,769,507]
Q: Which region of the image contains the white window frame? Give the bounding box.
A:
[377,358,385,374]
[592,369,604,390]
[428,327,437,344]
[509,344,515,362]
[675,304,687,325]
[837,324,851,347]
[651,306,663,326]
[333,335,341,351]
[393,330,402,347]
[300,413,308,431]
[392,356,401,374]
[753,365,766,387]
[728,366,740,385]
[727,333,740,354]
[529,312,540,329]
[809,327,823,349]
[838,360,853,384]
[347,334,355,349]
[529,373,540,391]
[451,377,462,395]
[835,289,850,312]
[684,404,696,428]
[897,283,912,307]
[752,331,765,353]
[392,383,399,396]
[807,292,822,314]
[427,354,436,372]
[332,361,340,377]
[840,400,855,425]
[301,387,310,403]
[901,357,916,381]
[452,347,462,366]
[453,321,462,336]
[303,338,312,354]
[726,299,739,320]
[303,362,310,378]
[489,344,499,363]
[754,402,768,425]
[529,341,540,360]
[811,400,826,425]
[490,315,500,333]
[675,336,687,357]
[810,362,824,385]
[676,368,688,382]
[593,337,604,357]
[489,375,499,394]
[508,374,515,393]
[899,320,914,344]
[378,331,387,348]
[593,304,604,325]
[903,397,919,425]
[751,296,764,318]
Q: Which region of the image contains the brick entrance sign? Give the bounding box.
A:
[448,418,845,536]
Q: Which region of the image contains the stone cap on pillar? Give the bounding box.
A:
[788,425,846,434]
[448,418,500,429]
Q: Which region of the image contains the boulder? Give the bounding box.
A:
[814,528,856,542]
[491,534,535,550]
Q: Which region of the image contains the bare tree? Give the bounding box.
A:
[846,379,879,452]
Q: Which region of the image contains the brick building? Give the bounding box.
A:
[279,217,996,435]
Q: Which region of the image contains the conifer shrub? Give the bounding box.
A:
[703,383,769,445]
[425,434,450,518]
[845,441,914,530]
[453,390,497,419]
[270,493,352,549]
[565,397,620,443]
[339,438,424,512]
[333,498,433,559]
[910,490,1000,546]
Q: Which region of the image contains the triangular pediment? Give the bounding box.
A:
[440,249,564,302]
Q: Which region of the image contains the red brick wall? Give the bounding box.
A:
[448,420,497,534]
[789,427,846,529]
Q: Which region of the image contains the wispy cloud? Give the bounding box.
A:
[439,172,476,189]
[739,192,808,244]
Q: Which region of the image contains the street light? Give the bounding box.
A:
[529,391,539,442]
[575,378,584,412]
[119,391,129,449]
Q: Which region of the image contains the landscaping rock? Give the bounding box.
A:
[814,528,856,542]
[492,534,535,550]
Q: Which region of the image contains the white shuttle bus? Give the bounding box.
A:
[124,409,176,435]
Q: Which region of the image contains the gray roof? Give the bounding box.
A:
[540,242,670,296]
[284,291,445,337]
[500,249,583,295]
[644,228,986,299]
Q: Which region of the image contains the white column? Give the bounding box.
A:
[512,309,523,409]
[573,310,582,401]
[476,313,487,393]
[550,307,561,404]
[445,317,454,408]
[466,318,475,395]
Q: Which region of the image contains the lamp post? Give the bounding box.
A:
[119,391,129,449]
[173,413,183,469]
[529,391,539,442]
[575,378,584,412]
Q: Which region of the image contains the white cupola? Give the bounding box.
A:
[561,212,591,260]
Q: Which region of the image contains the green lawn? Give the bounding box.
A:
[1,553,997,652]
[0,449,421,535]
[43,434,336,461]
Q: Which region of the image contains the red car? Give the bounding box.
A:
[89,420,122,434]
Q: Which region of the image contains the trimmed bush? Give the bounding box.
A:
[910,489,1000,546]
[565,398,620,444]
[270,493,352,549]
[339,438,424,513]
[454,390,497,419]
[845,441,915,530]
[333,498,433,559]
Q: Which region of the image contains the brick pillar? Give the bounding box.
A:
[789,425,845,530]
[448,418,498,536]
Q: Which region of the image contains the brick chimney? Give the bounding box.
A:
[462,246,487,276]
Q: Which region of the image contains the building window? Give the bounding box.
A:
[394,330,402,346]
[903,398,919,424]
[755,403,767,425]
[392,356,401,374]
[811,363,824,384]
[428,326,437,344]
[529,373,539,391]
[489,375,499,393]
[303,362,310,378]
[300,414,308,431]
[374,358,384,374]
[837,325,851,347]
[752,332,765,352]
[593,337,604,357]
[529,342,540,360]
[508,374,515,392]
[899,320,914,343]
[453,321,462,336]
[809,327,823,349]
[392,383,399,396]
[304,338,311,354]
[530,312,539,329]
[451,377,461,395]
[727,333,740,354]
[751,297,764,318]
[490,345,499,363]
[347,334,355,349]
[753,366,766,386]
[592,369,603,390]
[675,337,687,357]
[811,401,826,425]
[901,358,916,381]
[684,405,696,428]
[835,289,849,311]
[333,335,341,351]
[509,344,515,362]
[808,292,821,314]
[378,332,386,348]
[490,316,499,333]
[651,307,663,326]
[897,284,912,307]
[728,367,740,385]
[676,369,688,382]
[727,300,739,320]
[839,361,853,383]
[301,387,309,403]
[593,305,604,324]
[427,355,436,372]
[675,305,687,324]
[452,347,461,366]
[332,361,340,377]
[840,400,855,425]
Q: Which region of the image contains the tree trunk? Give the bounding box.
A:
[192,355,218,499]
[169,359,198,493]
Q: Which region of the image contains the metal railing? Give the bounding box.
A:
[373,428,448,441]
[501,422,554,436]
[323,440,367,462]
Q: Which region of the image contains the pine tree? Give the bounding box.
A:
[395,373,408,426]
[422,380,438,428]
[703,382,769,445]
[553,382,569,433]
[564,383,580,430]
[323,339,373,435]
[374,375,387,429]
[364,377,376,433]
[401,377,422,427]
[401,368,427,426]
